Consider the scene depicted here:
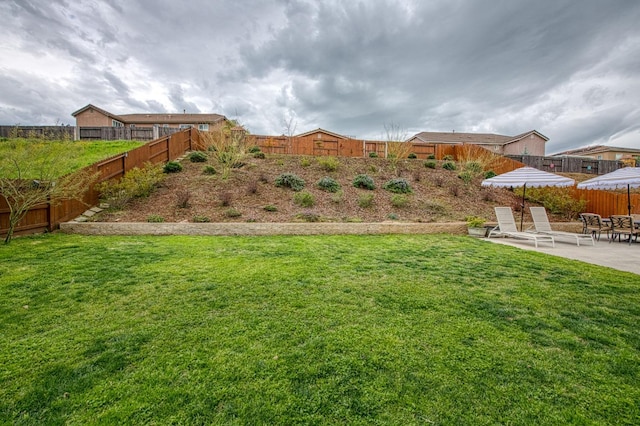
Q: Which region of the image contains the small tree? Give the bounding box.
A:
[198,121,250,179]
[383,123,412,170]
[0,141,97,243]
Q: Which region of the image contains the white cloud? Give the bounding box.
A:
[1,0,640,153]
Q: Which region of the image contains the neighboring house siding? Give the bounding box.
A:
[74,109,112,127]
[502,134,546,156]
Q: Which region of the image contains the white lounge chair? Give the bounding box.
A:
[529,207,595,246]
[488,207,555,248]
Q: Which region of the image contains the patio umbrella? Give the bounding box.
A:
[576,167,640,216]
[482,167,575,231]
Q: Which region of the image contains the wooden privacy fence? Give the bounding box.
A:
[0,125,75,140]
[248,135,458,160]
[506,154,620,175]
[572,188,640,216]
[0,128,196,238]
[78,126,181,141]
[1,128,633,238]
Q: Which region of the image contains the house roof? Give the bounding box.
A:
[552,145,640,156]
[295,128,349,139]
[409,130,548,145]
[72,104,226,125]
[71,104,125,121]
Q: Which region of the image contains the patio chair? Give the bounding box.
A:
[580,213,612,241]
[487,207,555,248]
[609,215,639,245]
[529,207,594,246]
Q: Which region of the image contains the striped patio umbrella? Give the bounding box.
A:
[482,167,575,231]
[576,167,640,216]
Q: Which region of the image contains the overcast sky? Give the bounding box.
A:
[1,0,639,153]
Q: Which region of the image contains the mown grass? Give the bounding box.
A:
[1,233,639,425]
[0,139,143,178]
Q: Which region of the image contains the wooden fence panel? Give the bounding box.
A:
[410,144,436,159]
[0,125,75,140]
[574,188,640,216]
[506,155,621,174]
[339,139,364,157]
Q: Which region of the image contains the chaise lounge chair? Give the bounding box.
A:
[488,207,555,248]
[529,207,595,246]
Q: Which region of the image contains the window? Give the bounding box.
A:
[162,124,169,128]
[130,124,136,128]
[198,124,209,131]
[179,124,193,129]
[615,153,623,160]
[112,120,123,127]
[597,155,603,160]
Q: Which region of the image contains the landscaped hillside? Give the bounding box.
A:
[97,154,533,224]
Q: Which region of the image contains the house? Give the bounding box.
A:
[551,145,640,163]
[295,128,350,140]
[71,104,227,140]
[407,130,548,156]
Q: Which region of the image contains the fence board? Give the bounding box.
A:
[0,125,75,140]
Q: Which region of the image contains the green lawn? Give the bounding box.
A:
[1,234,639,425]
[0,139,143,178]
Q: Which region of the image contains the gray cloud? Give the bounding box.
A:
[1,0,639,154]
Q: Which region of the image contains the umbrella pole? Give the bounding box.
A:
[628,184,632,216]
[521,184,526,231]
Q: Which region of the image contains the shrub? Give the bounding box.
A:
[219,191,232,207]
[464,161,483,174]
[253,152,266,159]
[520,187,587,219]
[263,204,278,212]
[203,165,217,175]
[387,213,399,220]
[294,191,315,207]
[188,151,208,163]
[97,162,164,210]
[296,212,320,222]
[466,216,486,227]
[353,174,375,190]
[318,156,339,172]
[458,170,474,184]
[408,153,417,159]
[246,180,259,195]
[248,145,261,153]
[192,215,210,223]
[384,178,412,194]
[146,214,164,223]
[391,194,409,208]
[275,173,305,191]
[358,193,374,208]
[424,160,437,169]
[427,154,436,160]
[300,157,312,167]
[368,151,379,158]
[317,176,341,193]
[176,190,191,208]
[224,208,242,218]
[484,170,497,179]
[450,185,460,197]
[423,200,448,215]
[331,190,343,204]
[163,161,182,173]
[443,154,454,161]
[442,161,456,171]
